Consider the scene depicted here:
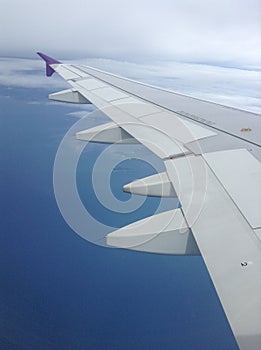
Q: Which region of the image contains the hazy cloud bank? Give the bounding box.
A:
[0,56,260,113]
[1,0,260,68]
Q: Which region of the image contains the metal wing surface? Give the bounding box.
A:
[38,53,261,350]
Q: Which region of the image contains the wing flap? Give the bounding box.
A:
[165,155,261,350]
[112,96,162,118]
[203,149,261,229]
[77,78,107,90]
[53,64,81,80]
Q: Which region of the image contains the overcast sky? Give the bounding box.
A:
[1,0,260,113]
[1,0,261,67]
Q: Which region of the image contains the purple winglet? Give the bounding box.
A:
[37,52,61,77]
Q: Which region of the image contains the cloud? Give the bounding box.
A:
[1,1,260,112]
[66,106,96,118]
[1,0,261,67]
[0,56,260,113]
[0,57,66,89]
[66,111,90,118]
[75,57,261,112]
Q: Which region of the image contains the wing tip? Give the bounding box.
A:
[37,52,61,77]
[37,52,61,64]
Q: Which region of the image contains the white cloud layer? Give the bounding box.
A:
[0,56,260,113]
[0,57,66,89]
[1,0,261,67]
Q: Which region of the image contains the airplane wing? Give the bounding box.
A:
[37,52,261,350]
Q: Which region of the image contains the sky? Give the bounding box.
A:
[1,0,260,113]
[1,0,261,67]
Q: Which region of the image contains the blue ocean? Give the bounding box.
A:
[0,78,239,349]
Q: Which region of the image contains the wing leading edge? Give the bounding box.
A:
[38,53,261,350]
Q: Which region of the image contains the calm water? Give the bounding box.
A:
[0,83,238,349]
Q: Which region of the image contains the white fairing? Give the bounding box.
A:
[49,88,90,104]
[123,172,176,197]
[76,122,137,144]
[107,209,200,255]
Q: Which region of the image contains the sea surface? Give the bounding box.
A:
[0,82,239,349]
